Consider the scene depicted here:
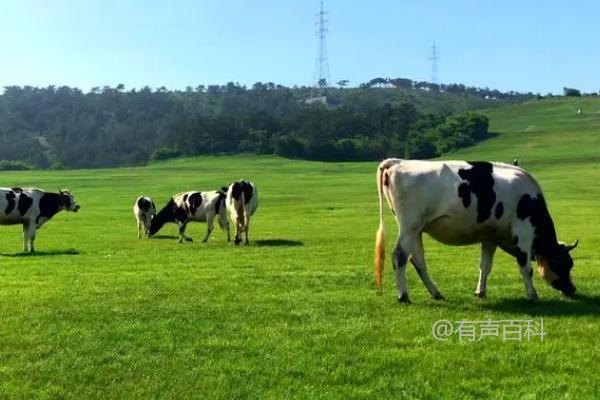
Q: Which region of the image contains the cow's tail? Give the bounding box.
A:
[240,190,249,229]
[374,165,386,294]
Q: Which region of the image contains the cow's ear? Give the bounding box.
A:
[221,186,228,192]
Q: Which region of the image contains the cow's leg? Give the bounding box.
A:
[137,219,142,239]
[512,226,538,301]
[408,234,444,300]
[234,216,243,245]
[203,214,215,243]
[178,222,192,243]
[244,218,250,245]
[475,242,497,298]
[144,216,151,238]
[517,250,538,301]
[392,234,410,303]
[22,222,36,253]
[223,214,231,242]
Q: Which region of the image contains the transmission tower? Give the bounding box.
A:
[428,41,440,84]
[313,0,330,89]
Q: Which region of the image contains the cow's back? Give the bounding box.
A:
[383,160,541,245]
[0,188,43,225]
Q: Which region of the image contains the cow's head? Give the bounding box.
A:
[59,189,80,212]
[537,240,578,297]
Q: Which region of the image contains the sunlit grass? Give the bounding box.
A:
[1,97,600,398]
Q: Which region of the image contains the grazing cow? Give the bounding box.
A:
[148,190,229,243]
[133,196,156,238]
[226,180,258,245]
[0,187,80,252]
[512,157,519,166]
[374,159,578,302]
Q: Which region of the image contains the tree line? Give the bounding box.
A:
[0,82,499,170]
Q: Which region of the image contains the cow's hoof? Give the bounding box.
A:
[185,238,193,243]
[432,292,445,301]
[398,294,411,303]
[528,294,539,302]
[474,292,486,299]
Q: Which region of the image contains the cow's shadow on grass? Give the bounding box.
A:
[482,294,600,316]
[0,249,80,257]
[253,239,304,247]
[149,235,180,240]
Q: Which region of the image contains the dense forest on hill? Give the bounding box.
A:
[0,81,532,169]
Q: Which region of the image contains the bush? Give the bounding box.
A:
[0,160,34,171]
[50,161,65,170]
[151,146,183,161]
[406,132,439,159]
[273,135,305,158]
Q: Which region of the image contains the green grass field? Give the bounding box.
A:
[1,97,600,399]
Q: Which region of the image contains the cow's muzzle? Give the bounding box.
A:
[552,279,576,297]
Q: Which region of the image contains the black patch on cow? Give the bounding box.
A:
[516,194,533,220]
[61,193,73,208]
[383,170,390,188]
[174,206,188,223]
[188,192,202,215]
[513,236,519,245]
[4,191,16,214]
[149,198,177,236]
[37,193,63,224]
[231,182,242,200]
[392,247,408,270]
[11,187,23,193]
[457,161,496,223]
[494,202,504,219]
[137,197,152,212]
[458,183,471,207]
[515,248,528,267]
[215,191,226,214]
[231,181,254,204]
[17,194,33,216]
[515,193,574,280]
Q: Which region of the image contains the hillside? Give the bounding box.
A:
[0,84,526,169]
[451,96,600,166]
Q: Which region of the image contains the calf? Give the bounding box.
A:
[0,187,80,252]
[148,190,229,243]
[374,159,578,302]
[226,180,258,245]
[133,196,156,238]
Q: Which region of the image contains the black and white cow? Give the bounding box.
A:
[0,187,80,252]
[226,180,258,245]
[133,196,156,238]
[374,159,578,302]
[148,190,229,243]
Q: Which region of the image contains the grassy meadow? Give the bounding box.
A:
[1,97,600,399]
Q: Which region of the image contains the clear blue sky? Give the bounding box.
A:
[2,0,598,93]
